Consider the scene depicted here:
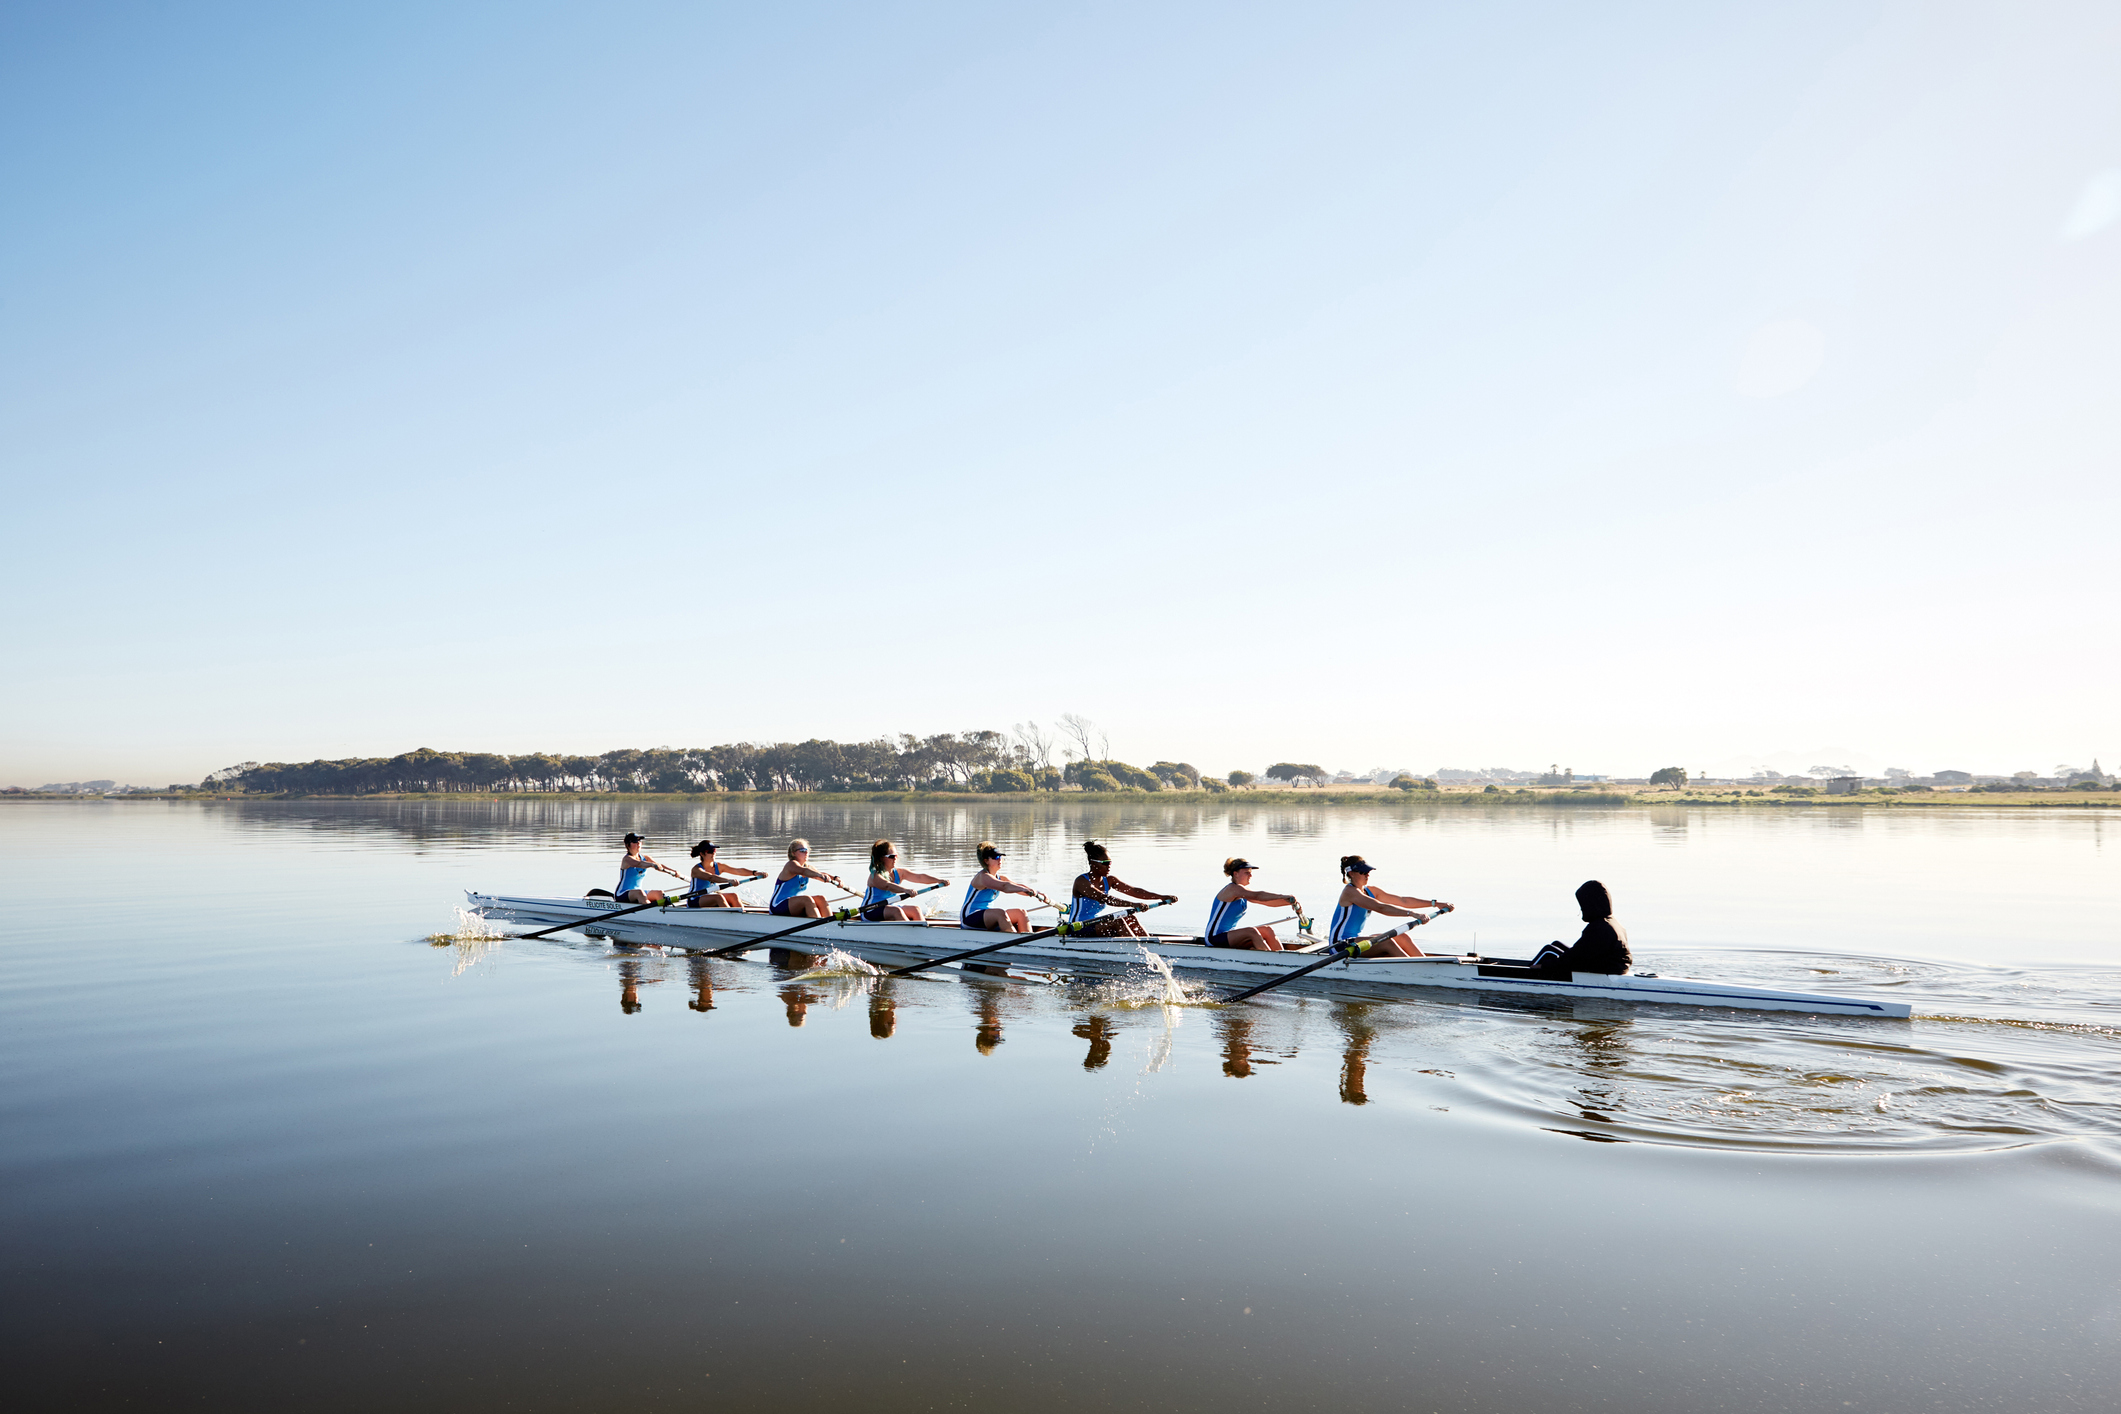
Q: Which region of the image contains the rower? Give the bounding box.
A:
[860,839,947,921]
[1064,840,1174,937]
[1329,855,1446,957]
[687,839,764,909]
[1528,880,1631,976]
[1204,857,1301,950]
[960,843,1048,932]
[615,832,684,903]
[770,839,844,918]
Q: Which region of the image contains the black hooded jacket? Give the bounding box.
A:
[1540,880,1630,975]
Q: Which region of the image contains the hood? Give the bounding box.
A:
[1576,879,1613,921]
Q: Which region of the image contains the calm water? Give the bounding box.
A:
[5,798,2120,1411]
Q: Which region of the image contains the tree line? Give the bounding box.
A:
[203,725,1234,796]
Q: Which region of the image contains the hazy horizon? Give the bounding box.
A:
[4,3,2116,784]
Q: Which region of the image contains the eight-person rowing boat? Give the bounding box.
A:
[464,833,1912,1019]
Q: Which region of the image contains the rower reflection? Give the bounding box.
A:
[687,955,715,1013]
[973,990,1005,1055]
[618,957,647,1015]
[780,983,818,1027]
[1217,1012,1259,1078]
[869,988,897,1040]
[1335,1001,1378,1105]
[1072,1015,1115,1071]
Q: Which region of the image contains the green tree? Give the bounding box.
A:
[1227,770,1255,787]
[1390,774,1416,791]
[976,768,1035,793]
[1149,761,1201,788]
[1649,766,1688,788]
[1266,762,1325,787]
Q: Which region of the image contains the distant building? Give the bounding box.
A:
[1825,776,1862,794]
[1932,770,1973,784]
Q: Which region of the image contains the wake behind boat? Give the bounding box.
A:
[462,890,1914,1019]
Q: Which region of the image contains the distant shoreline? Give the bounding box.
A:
[6,787,2115,809]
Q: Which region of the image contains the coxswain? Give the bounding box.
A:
[960,843,1049,932]
[1328,855,1447,957]
[686,839,764,908]
[1528,880,1631,975]
[769,839,845,918]
[1064,840,1174,937]
[861,839,947,921]
[1204,858,1301,950]
[614,832,684,903]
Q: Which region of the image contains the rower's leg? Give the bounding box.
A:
[1256,926,1284,951]
[1005,909,1029,932]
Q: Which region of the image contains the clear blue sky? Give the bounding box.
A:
[3,1,2117,785]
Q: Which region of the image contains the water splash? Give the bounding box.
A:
[427,907,508,944]
[425,908,510,976]
[1088,946,1220,1010]
[788,948,884,981]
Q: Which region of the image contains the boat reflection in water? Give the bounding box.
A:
[868,988,896,1039]
[1072,1015,1115,1071]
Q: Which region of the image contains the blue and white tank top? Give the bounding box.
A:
[862,869,902,912]
[961,879,999,926]
[688,873,718,899]
[1204,892,1248,938]
[771,871,810,910]
[1329,887,1377,943]
[1064,873,1108,925]
[616,863,647,895]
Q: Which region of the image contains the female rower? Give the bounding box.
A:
[960,843,1049,932]
[770,839,846,918]
[615,832,684,903]
[1204,858,1302,950]
[687,840,764,909]
[1065,841,1175,938]
[1329,855,1449,957]
[861,839,947,921]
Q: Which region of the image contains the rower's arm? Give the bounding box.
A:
[1234,886,1294,904]
[898,870,944,887]
[1108,877,1167,901]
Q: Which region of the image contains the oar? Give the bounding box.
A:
[705,881,951,959]
[1222,910,1443,1004]
[509,875,706,940]
[889,899,1171,978]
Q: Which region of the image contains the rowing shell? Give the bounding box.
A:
[463,892,1912,1019]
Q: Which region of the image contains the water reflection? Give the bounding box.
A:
[780,982,817,1027]
[617,955,650,1014]
[1335,1002,1378,1105]
[1216,1012,1262,1078]
[687,956,716,1013]
[868,987,897,1039]
[972,988,1006,1055]
[1072,1015,1115,1070]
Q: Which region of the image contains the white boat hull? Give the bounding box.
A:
[464,892,1912,1019]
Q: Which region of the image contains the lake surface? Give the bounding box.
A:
[5,798,2119,1411]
